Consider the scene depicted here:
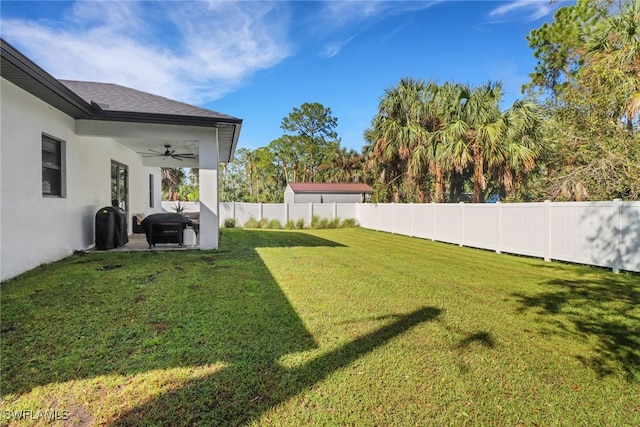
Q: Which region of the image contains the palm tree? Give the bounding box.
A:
[368,78,429,202]
[440,82,504,202]
[498,99,544,197]
[161,168,186,201]
[408,81,462,202]
[441,82,544,203]
[329,147,364,182]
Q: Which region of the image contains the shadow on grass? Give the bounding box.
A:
[2,229,438,425]
[221,229,348,249]
[457,331,495,350]
[511,273,640,381]
[110,306,440,426]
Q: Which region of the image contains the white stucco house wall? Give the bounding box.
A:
[0,39,242,282]
[284,183,374,204]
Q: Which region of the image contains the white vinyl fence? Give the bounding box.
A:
[219,202,358,228]
[162,200,640,273]
[356,200,640,274]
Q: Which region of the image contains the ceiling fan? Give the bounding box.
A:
[138,144,196,161]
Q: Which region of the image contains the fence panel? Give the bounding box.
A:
[262,204,286,224]
[233,202,261,226]
[434,204,463,245]
[411,204,435,240]
[336,203,358,222]
[312,204,335,220]
[219,202,234,224]
[393,204,413,236]
[287,204,309,226]
[620,202,640,272]
[377,204,395,233]
[549,201,615,269]
[463,204,500,251]
[500,203,547,258]
[357,204,378,229]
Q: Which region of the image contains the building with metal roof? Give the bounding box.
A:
[284,183,373,204]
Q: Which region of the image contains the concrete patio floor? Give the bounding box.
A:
[88,232,199,253]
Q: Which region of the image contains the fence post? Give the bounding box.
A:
[612,198,622,274]
[459,202,465,247]
[285,203,289,225]
[232,201,236,224]
[430,203,435,241]
[496,201,502,254]
[544,200,551,262]
[391,203,396,234]
[309,202,313,226]
[333,202,337,221]
[410,203,414,238]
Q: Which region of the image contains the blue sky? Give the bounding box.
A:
[1,1,567,152]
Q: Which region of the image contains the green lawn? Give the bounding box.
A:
[1,228,639,426]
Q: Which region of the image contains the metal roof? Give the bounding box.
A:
[287,183,374,193]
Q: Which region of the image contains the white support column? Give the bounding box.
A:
[199,132,219,250]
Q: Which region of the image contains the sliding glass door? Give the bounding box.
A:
[111,160,129,230]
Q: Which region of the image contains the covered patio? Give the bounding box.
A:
[88,232,200,252]
[61,80,243,251]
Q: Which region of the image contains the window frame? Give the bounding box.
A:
[149,173,155,208]
[41,133,66,198]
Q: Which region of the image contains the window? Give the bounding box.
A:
[149,174,155,208]
[42,134,65,197]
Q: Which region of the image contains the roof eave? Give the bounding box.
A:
[88,109,242,128]
[1,39,93,118]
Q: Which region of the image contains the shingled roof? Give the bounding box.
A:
[60,80,240,122]
[1,38,242,162]
[288,183,373,193]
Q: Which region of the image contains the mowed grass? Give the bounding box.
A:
[1,227,638,426]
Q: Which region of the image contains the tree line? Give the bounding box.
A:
[165,0,639,203]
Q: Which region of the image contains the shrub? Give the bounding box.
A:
[295,218,306,229]
[341,218,358,228]
[267,219,282,229]
[310,215,321,229]
[243,217,260,228]
[284,220,295,230]
[223,218,236,228]
[257,218,269,229]
[327,218,340,229]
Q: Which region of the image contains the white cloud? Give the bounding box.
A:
[0,1,292,104]
[311,1,437,58]
[488,0,558,22]
[322,35,357,58]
